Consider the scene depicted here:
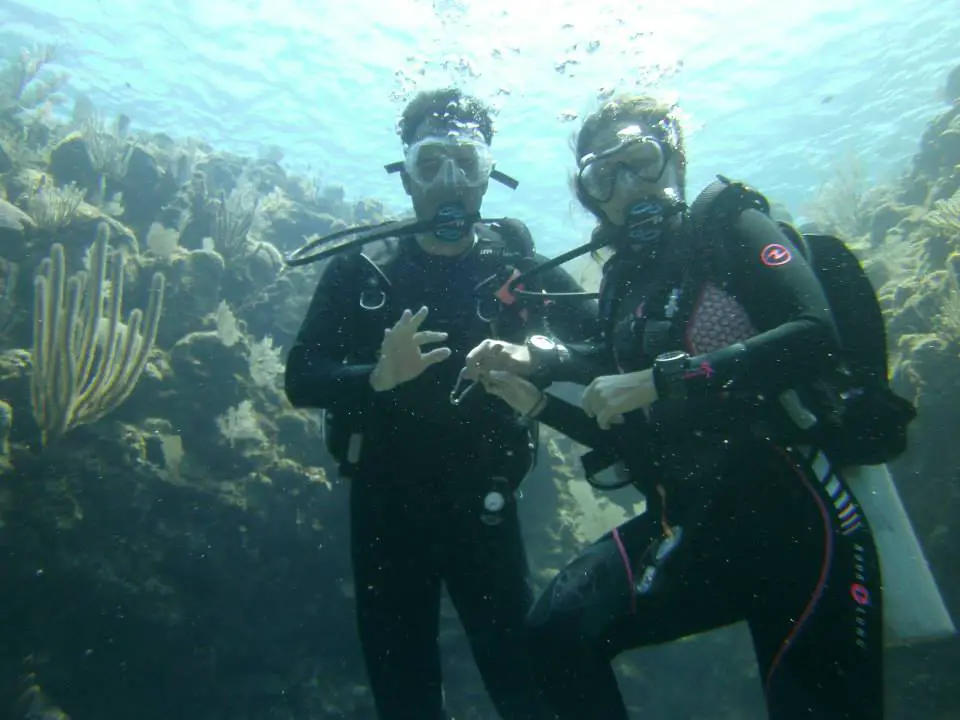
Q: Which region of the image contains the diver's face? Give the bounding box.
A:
[401,118,492,221]
[578,119,681,226]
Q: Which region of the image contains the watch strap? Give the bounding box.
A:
[653,352,690,401]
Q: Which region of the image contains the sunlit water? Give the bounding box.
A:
[2,0,958,255]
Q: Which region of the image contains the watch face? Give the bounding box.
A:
[658,350,688,363]
[529,335,555,351]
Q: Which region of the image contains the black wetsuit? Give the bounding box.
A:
[528,208,884,720]
[284,223,598,720]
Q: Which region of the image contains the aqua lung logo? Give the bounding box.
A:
[809,449,863,535]
[760,243,792,267]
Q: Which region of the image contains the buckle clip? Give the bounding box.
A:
[495,268,523,305]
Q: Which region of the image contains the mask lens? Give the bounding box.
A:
[405,136,493,189]
[578,135,666,202]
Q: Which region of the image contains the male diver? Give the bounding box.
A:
[284,88,596,720]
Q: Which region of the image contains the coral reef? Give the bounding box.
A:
[0,39,956,719]
[30,223,165,445]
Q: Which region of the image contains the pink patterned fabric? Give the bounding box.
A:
[685,283,757,354]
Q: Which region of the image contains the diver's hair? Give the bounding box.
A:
[399,88,495,147]
[573,94,687,220]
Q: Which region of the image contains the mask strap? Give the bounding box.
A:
[384,161,519,189]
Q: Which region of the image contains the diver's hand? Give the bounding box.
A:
[370,307,451,392]
[581,369,658,430]
[464,339,536,380]
[480,370,546,417]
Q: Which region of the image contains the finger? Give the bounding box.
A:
[464,342,503,379]
[408,305,430,331]
[481,379,520,408]
[597,407,617,430]
[581,388,596,418]
[465,339,500,365]
[480,377,505,398]
[472,342,504,365]
[464,343,484,366]
[391,307,421,336]
[484,385,508,401]
[394,308,414,329]
[487,371,538,409]
[610,414,625,425]
[413,331,448,346]
[487,345,507,371]
[420,347,452,366]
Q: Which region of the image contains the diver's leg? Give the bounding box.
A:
[525,501,745,720]
[350,470,445,720]
[443,491,550,719]
[747,447,884,720]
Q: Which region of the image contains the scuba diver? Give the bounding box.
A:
[462,94,930,719]
[284,88,597,720]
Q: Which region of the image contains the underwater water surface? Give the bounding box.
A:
[1,0,958,253]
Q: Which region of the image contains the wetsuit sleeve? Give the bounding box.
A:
[545,341,618,386]
[530,256,601,343]
[536,393,612,449]
[680,209,840,398]
[284,255,378,411]
[535,395,660,489]
[518,253,617,386]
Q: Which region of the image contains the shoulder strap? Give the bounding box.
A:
[689,175,771,231]
[475,218,536,274]
[484,217,535,256]
[773,220,812,263]
[356,237,401,303]
[597,256,629,331]
[354,225,539,327]
[685,174,791,286]
[472,219,543,312]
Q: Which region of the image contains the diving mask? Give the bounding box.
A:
[403,132,494,191]
[578,125,672,203]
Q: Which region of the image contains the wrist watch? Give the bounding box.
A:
[525,335,568,373]
[653,350,690,401]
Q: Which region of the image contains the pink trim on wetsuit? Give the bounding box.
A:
[612,527,637,615]
[763,445,834,695]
